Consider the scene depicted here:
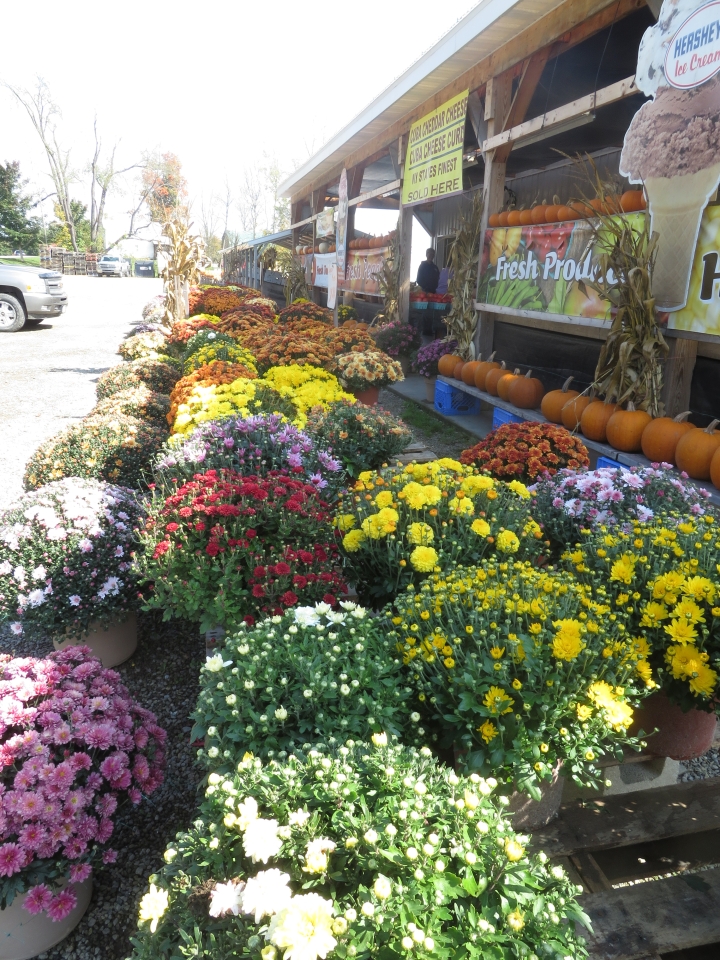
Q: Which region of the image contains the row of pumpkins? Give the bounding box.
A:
[487,190,647,228]
[296,234,394,255]
[438,353,720,488]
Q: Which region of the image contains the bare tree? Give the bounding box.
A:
[220,177,234,248]
[262,155,290,234]
[89,117,142,250]
[5,79,79,250]
[102,165,161,254]
[237,167,263,240]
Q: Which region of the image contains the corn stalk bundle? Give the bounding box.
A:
[159,214,210,329]
[575,165,668,416]
[275,247,309,305]
[445,190,484,360]
[375,234,401,327]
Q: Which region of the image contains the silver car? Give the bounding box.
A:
[0,263,67,332]
[97,255,130,277]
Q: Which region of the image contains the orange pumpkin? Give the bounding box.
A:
[579,400,618,442]
[438,353,463,377]
[507,210,523,227]
[606,405,653,452]
[544,205,560,223]
[474,352,500,391]
[484,362,508,396]
[519,209,534,226]
[355,322,368,331]
[620,190,645,213]
[556,205,577,222]
[570,200,594,218]
[589,198,605,216]
[453,360,466,380]
[488,214,501,228]
[710,444,720,490]
[561,394,593,430]
[641,411,694,465]
[496,368,522,402]
[541,377,579,423]
[498,211,510,227]
[508,370,545,409]
[461,359,483,386]
[676,420,720,479]
[531,205,547,225]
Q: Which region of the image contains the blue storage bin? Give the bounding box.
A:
[411,300,428,310]
[492,407,524,429]
[596,456,628,470]
[434,380,481,416]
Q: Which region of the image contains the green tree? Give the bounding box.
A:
[47,200,91,250]
[0,161,41,254]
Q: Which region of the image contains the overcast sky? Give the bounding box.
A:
[1,0,475,247]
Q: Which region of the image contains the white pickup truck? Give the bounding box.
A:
[0,262,67,332]
[97,255,130,277]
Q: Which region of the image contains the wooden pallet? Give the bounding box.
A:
[532,778,720,959]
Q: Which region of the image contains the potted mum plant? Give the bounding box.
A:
[564,513,720,760]
[129,739,589,959]
[137,469,347,631]
[306,402,412,480]
[412,339,459,402]
[192,601,423,769]
[336,459,542,608]
[0,646,166,958]
[389,559,652,827]
[333,350,403,406]
[0,479,145,666]
[371,319,422,375]
[460,422,589,483]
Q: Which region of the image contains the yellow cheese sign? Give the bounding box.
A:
[401,89,468,207]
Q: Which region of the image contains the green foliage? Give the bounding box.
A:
[306,402,412,479]
[47,200,91,251]
[0,162,41,254]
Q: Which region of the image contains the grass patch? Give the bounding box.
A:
[400,400,473,444]
[0,256,41,267]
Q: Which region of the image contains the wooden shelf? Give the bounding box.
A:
[436,375,720,508]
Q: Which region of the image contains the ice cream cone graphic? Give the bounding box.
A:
[645,163,720,310]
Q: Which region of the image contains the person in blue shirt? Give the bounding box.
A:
[416,248,440,294]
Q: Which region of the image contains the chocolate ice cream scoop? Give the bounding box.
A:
[621,74,720,179]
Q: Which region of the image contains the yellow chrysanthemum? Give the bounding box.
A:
[342,529,367,552]
[449,496,474,516]
[407,522,434,546]
[461,475,495,495]
[374,490,394,509]
[551,619,584,660]
[496,530,520,554]
[507,480,531,499]
[471,518,491,537]
[664,619,698,643]
[483,685,514,715]
[610,554,636,585]
[478,720,498,743]
[409,546,439,572]
[334,513,356,532]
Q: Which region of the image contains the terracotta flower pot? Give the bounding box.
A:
[0,879,92,960]
[352,386,380,406]
[54,611,137,668]
[507,764,565,831]
[424,377,437,403]
[631,691,717,760]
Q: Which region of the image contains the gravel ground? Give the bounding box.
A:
[4,613,205,960]
[680,740,720,782]
[0,275,162,511]
[378,387,475,460]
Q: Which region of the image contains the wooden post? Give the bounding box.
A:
[474,73,513,359]
[397,136,412,324]
[661,336,698,417]
[310,189,326,304]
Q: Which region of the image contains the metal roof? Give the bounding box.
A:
[279,0,569,201]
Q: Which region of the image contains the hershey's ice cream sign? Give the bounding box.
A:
[665,0,720,88]
[620,0,720,312]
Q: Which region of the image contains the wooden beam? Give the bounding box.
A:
[483,75,639,152]
[348,179,401,207]
[661,335,698,417]
[495,49,553,162]
[289,0,645,205]
[397,204,413,323]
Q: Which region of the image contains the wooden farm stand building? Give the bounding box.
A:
[279,1,720,956]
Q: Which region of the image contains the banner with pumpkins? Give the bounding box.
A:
[477,208,720,337]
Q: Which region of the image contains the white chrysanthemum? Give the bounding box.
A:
[209,879,245,918]
[242,869,291,923]
[236,796,259,831]
[205,654,231,672]
[304,837,337,874]
[243,818,283,863]
[266,892,337,960]
[294,606,321,627]
[288,808,311,827]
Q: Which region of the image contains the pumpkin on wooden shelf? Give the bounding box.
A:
[507,209,523,227]
[641,412,694,465]
[488,213,501,228]
[544,204,560,223]
[579,400,618,442]
[508,370,544,409]
[519,209,534,226]
[496,368,522,402]
[561,393,594,430]
[461,359,483,386]
[541,377,579,423]
[675,419,720,480]
[453,360,466,380]
[709,445,720,490]
[438,353,463,377]
[531,205,547,225]
[620,189,646,213]
[474,352,500,390]
[556,205,578,222]
[606,404,653,452]
[485,362,509,397]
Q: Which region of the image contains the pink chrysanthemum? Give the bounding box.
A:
[47,887,77,922]
[23,884,53,915]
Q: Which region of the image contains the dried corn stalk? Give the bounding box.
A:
[159,213,209,329]
[275,247,309,304]
[446,190,484,359]
[375,234,401,327]
[576,166,668,415]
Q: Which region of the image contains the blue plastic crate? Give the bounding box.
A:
[492,407,524,429]
[411,300,428,310]
[434,380,481,416]
[596,456,628,470]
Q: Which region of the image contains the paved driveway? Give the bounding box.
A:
[0,275,162,509]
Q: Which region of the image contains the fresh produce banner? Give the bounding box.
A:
[478,208,720,337]
[401,89,468,207]
[312,252,336,289]
[341,246,389,295]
